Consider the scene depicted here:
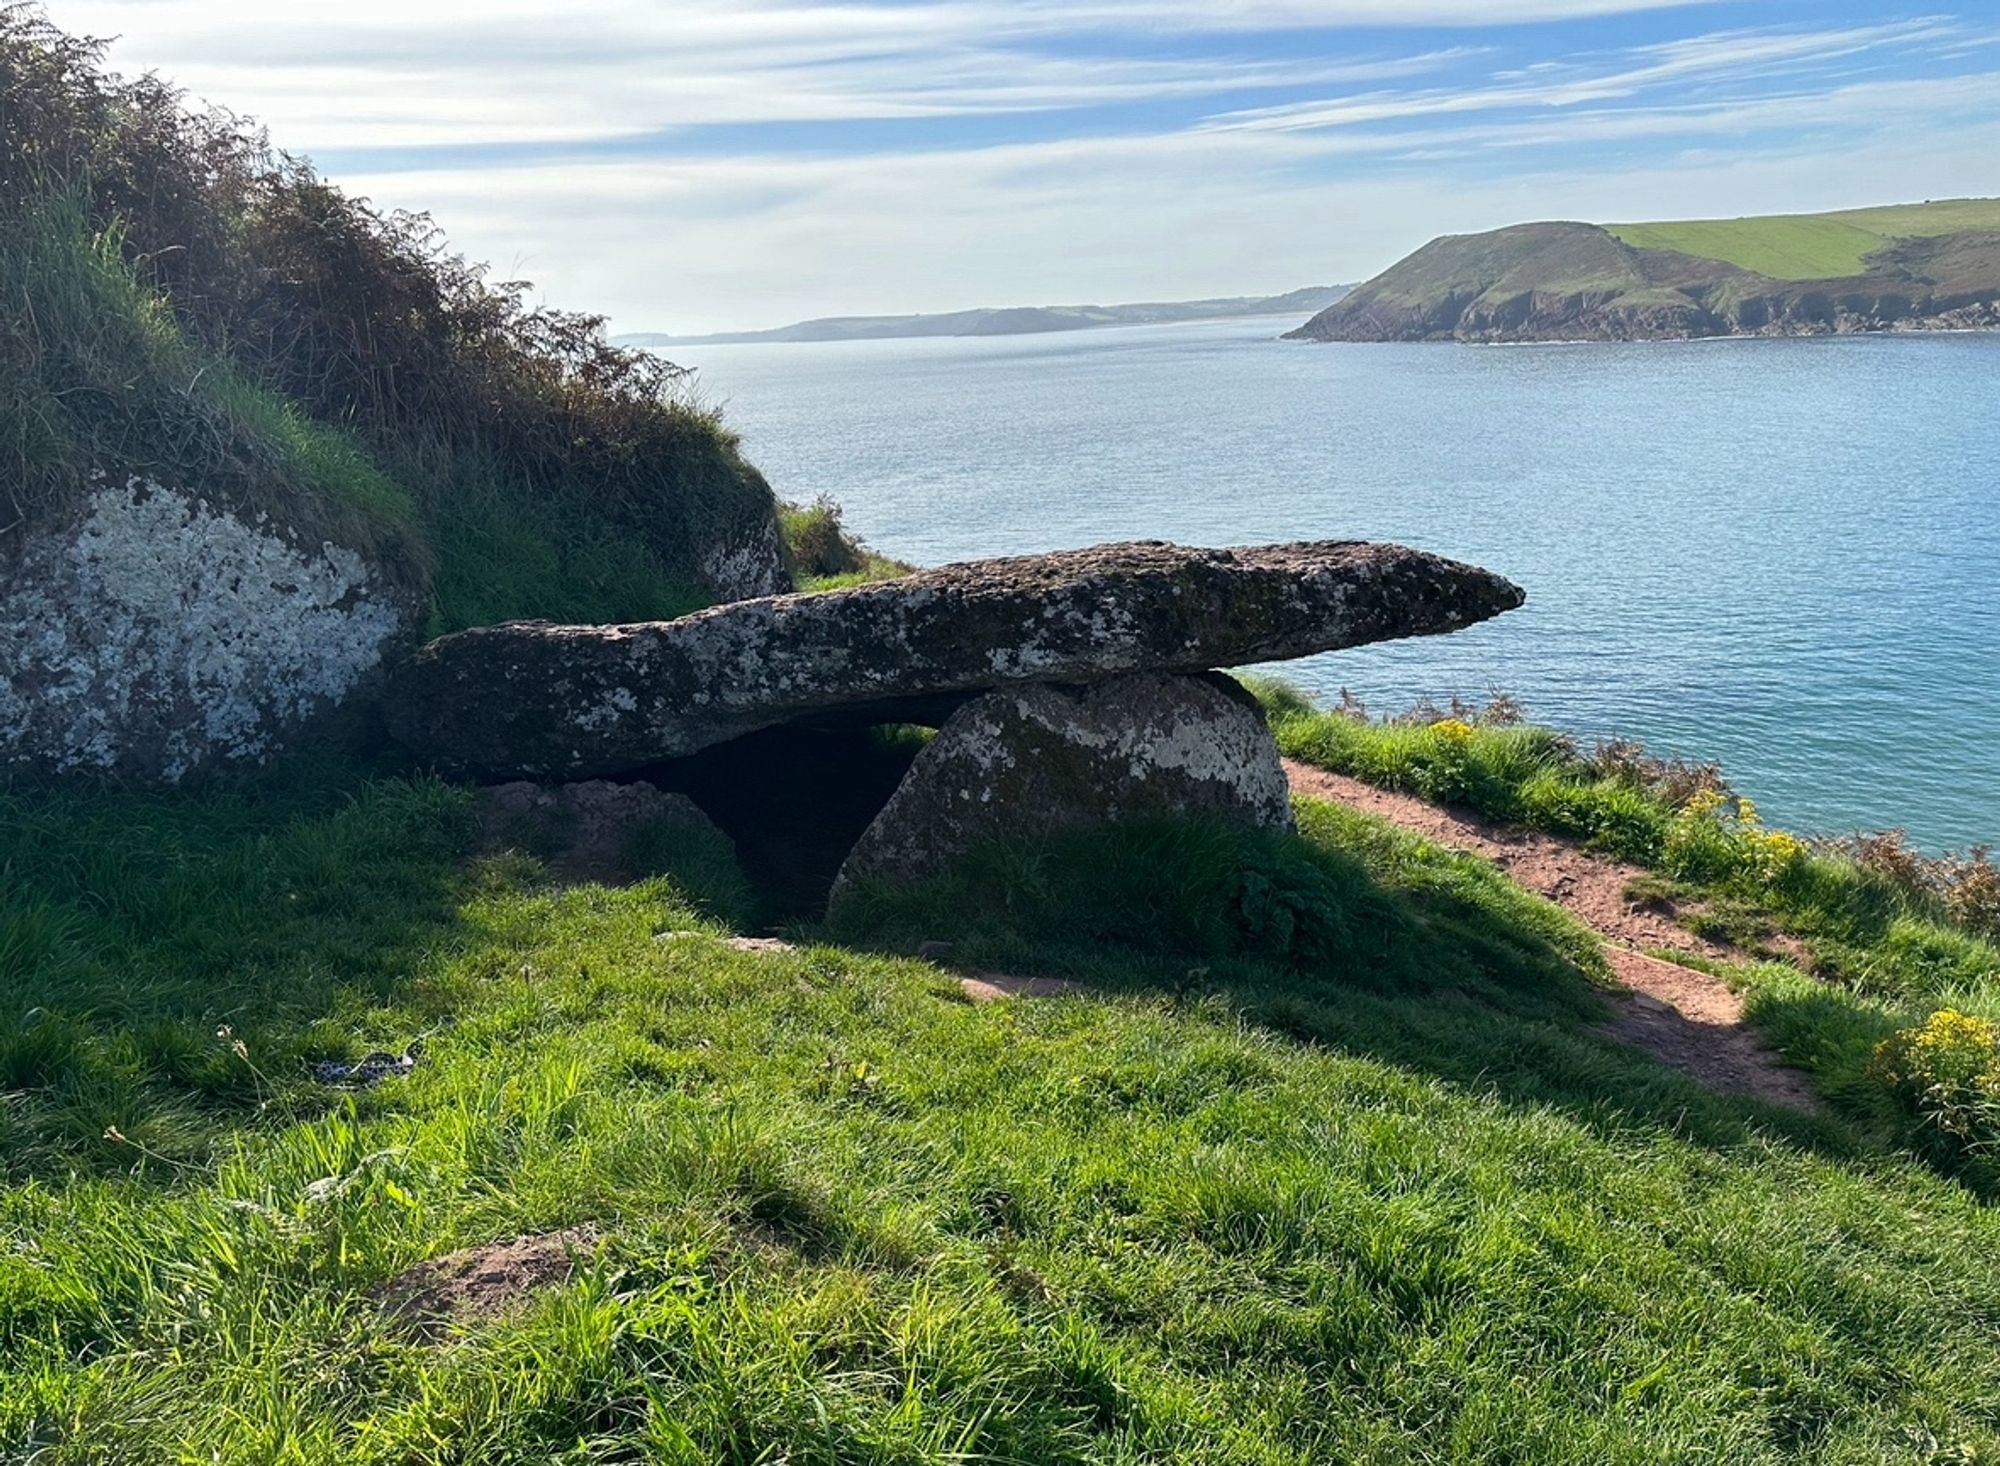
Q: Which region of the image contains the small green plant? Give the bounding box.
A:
[1662,790,1808,886]
[779,496,866,579]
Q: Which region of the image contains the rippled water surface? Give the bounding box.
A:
[673,319,2000,848]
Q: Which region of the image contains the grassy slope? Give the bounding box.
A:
[1256,692,2000,1138]
[0,189,421,570]
[1605,197,2000,281]
[7,755,2000,1460]
[2,4,810,635]
[0,187,745,635]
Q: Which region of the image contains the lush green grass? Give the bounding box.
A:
[1606,217,1888,282]
[1821,198,2000,238]
[1606,198,2000,281]
[10,757,2000,1460]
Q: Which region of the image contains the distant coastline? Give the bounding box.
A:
[619,285,1350,348]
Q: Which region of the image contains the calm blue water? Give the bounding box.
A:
[674,319,2000,849]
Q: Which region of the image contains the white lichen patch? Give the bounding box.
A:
[699,518,788,601]
[0,479,408,783]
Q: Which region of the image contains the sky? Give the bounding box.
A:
[45,1,2000,334]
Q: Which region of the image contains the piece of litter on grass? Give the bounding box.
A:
[313,1051,417,1086]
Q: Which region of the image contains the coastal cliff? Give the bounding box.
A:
[1288,204,2000,343]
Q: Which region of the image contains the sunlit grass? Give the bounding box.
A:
[7,761,2000,1460]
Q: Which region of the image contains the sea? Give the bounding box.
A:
[670,317,2000,850]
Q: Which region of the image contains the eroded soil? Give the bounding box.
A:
[372,1227,599,1340]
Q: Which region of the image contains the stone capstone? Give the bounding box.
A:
[0,478,418,784]
[385,539,1524,780]
[831,672,1293,901]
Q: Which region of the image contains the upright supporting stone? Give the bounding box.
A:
[830,672,1291,901]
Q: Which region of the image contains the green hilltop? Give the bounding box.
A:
[1289,198,2000,342]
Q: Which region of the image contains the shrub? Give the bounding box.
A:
[0,184,422,567]
[780,496,867,579]
[1823,830,2000,943]
[1871,1009,2000,1185]
[1589,738,1731,807]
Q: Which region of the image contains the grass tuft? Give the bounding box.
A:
[779,495,914,593]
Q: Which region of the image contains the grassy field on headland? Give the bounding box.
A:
[1289,196,2000,342]
[1605,198,2000,281]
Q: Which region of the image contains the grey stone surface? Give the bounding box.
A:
[477,779,729,883]
[696,511,791,601]
[0,478,418,784]
[386,539,1523,780]
[830,672,1293,899]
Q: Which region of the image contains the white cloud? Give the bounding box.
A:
[46,0,1677,154]
[1204,18,1975,132]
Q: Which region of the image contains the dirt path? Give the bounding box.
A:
[1284,761,1819,1111]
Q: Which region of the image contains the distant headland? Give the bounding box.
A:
[1287,199,2000,344]
[619,285,1350,347]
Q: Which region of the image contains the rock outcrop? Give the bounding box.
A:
[1,477,421,784]
[832,673,1292,899]
[476,779,730,884]
[385,539,1524,780]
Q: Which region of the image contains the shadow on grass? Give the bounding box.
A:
[0,766,480,1175]
[2,760,1868,1188]
[0,759,751,1182]
[823,801,1858,1160]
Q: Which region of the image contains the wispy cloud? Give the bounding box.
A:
[1203,18,1977,132]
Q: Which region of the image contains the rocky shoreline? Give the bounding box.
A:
[1289,294,2000,345]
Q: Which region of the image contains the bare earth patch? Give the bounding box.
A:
[958,973,1084,1003]
[1284,760,1819,1110]
[722,935,799,955]
[372,1227,597,1340]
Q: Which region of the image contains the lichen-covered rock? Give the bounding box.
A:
[831,673,1291,899]
[697,510,790,601]
[0,478,418,784]
[386,539,1524,780]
